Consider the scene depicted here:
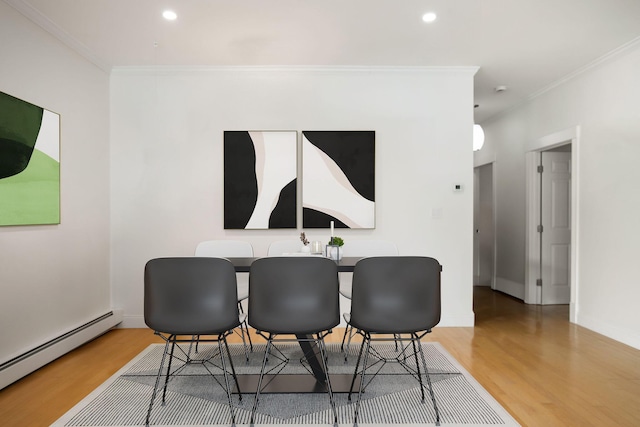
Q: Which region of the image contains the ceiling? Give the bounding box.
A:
[7,0,640,122]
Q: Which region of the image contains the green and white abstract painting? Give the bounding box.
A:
[0,91,60,226]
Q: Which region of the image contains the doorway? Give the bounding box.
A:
[540,146,571,304]
[473,162,495,288]
[525,126,579,320]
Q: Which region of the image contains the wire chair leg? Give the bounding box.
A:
[411,336,426,402]
[188,335,198,359]
[242,318,253,352]
[250,337,273,426]
[161,339,177,405]
[394,334,407,361]
[218,339,237,426]
[416,335,440,426]
[340,324,350,351]
[239,324,250,362]
[353,336,372,426]
[348,338,366,401]
[145,340,171,427]
[343,324,359,362]
[317,336,339,426]
[238,302,253,359]
[223,336,242,402]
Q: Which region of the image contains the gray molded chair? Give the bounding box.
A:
[248,256,340,426]
[339,240,399,356]
[347,256,442,426]
[144,257,242,427]
[195,240,254,358]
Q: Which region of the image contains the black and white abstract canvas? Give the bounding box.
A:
[224,131,297,229]
[302,131,375,229]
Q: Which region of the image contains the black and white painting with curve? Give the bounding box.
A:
[302,131,375,229]
[224,131,297,229]
[223,130,375,230]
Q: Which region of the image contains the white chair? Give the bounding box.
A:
[267,240,304,256]
[195,240,254,359]
[339,240,399,357]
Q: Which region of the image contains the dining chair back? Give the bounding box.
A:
[144,257,241,426]
[249,256,339,333]
[350,256,440,333]
[348,256,441,425]
[247,256,340,425]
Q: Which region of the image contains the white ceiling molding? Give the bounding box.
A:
[4,0,112,72]
[482,35,640,125]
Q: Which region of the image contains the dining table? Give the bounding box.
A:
[226,256,362,273]
[225,255,363,394]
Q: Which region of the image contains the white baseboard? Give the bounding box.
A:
[118,314,146,328]
[438,312,475,327]
[576,313,640,351]
[495,277,525,300]
[0,310,123,390]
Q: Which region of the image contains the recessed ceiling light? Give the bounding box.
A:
[422,12,437,23]
[162,10,177,21]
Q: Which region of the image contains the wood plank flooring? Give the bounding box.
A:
[1,287,639,426]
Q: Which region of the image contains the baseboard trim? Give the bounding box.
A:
[495,277,525,300]
[577,313,640,351]
[0,310,123,390]
[119,314,146,329]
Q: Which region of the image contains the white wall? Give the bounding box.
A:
[0,2,111,364]
[476,41,640,349]
[110,66,477,328]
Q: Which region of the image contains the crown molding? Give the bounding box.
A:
[111,65,479,76]
[482,35,640,124]
[5,0,112,73]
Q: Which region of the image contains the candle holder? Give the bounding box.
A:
[326,236,344,260]
[311,241,324,255]
[326,244,342,261]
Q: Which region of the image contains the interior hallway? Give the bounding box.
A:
[0,287,639,426]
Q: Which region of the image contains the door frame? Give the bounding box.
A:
[524,126,580,322]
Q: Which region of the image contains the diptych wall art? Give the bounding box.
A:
[224,131,297,229]
[302,131,375,229]
[0,91,60,226]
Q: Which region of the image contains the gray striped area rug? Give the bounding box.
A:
[52,342,519,427]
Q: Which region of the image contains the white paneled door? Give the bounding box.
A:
[540,151,571,305]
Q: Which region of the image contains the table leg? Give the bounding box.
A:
[296,334,326,382]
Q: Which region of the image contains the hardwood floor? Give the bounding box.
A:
[1,287,639,426]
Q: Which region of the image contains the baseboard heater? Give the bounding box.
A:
[0,309,123,390]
